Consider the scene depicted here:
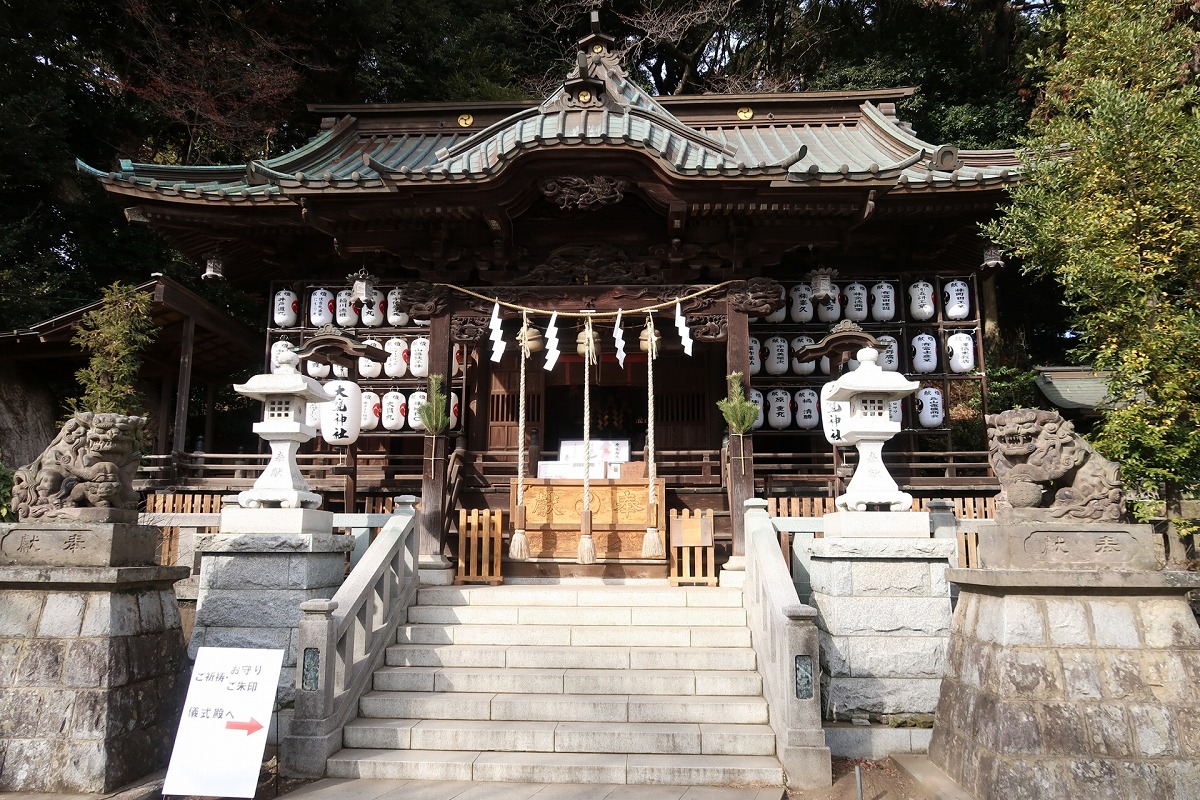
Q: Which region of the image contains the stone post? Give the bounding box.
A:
[190,507,352,718]
[0,509,190,792]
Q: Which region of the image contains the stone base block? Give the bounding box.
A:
[219,507,335,535]
[977,522,1163,571]
[823,511,930,538]
[1,521,158,567]
[824,724,933,759]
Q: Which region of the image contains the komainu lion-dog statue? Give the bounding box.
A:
[986,408,1125,522]
[11,412,146,520]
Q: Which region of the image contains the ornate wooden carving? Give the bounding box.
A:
[451,315,490,343]
[514,245,662,286]
[538,176,631,211]
[689,314,728,342]
[393,282,449,317]
[728,278,784,315]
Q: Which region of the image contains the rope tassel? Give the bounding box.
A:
[578,315,597,565]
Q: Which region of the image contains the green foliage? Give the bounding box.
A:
[418,374,451,436]
[717,372,759,435]
[985,0,1200,504]
[71,282,157,415]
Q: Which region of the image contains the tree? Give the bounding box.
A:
[985,0,1200,529]
[71,282,158,415]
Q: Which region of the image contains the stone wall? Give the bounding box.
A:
[930,588,1200,798]
[0,582,189,792]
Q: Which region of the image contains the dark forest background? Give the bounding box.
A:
[0,0,1059,347]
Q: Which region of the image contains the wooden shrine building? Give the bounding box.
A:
[80,23,1018,574]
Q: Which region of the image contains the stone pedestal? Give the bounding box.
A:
[929,522,1200,800]
[0,513,190,793]
[806,537,956,724]
[823,510,931,538]
[191,508,352,706]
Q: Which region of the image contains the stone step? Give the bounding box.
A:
[326,749,784,785]
[416,585,744,609]
[397,624,752,648]
[372,665,763,696]
[357,691,770,725]
[386,643,757,671]
[406,604,748,627]
[342,718,775,756]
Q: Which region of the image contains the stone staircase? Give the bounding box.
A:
[326,584,785,787]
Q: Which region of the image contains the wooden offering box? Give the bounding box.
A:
[511,478,667,560]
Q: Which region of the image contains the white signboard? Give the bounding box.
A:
[558,439,630,465]
[164,647,285,798]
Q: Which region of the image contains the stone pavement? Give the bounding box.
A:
[280,778,787,800]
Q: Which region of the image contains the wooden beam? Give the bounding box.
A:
[172,316,195,453]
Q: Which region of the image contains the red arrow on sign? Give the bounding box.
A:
[225,718,264,736]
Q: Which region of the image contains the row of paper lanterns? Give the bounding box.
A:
[749,386,946,430]
[271,339,464,380]
[308,380,462,445]
[748,331,977,376]
[751,280,971,325]
[272,288,426,328]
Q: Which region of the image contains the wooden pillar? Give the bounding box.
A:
[420,313,452,558]
[171,316,195,453]
[157,377,172,455]
[203,382,216,452]
[725,307,753,558]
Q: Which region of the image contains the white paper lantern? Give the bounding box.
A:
[332,362,349,378]
[270,340,294,374]
[766,388,793,429]
[449,391,461,429]
[816,283,841,322]
[764,286,787,323]
[944,279,971,320]
[916,387,945,428]
[386,288,411,326]
[336,289,359,327]
[789,284,814,323]
[361,390,381,430]
[791,335,816,375]
[384,337,409,378]
[847,354,860,371]
[382,391,406,430]
[748,337,762,376]
[819,355,831,375]
[305,401,321,428]
[844,282,869,322]
[947,331,976,373]
[360,289,386,327]
[320,380,362,445]
[820,382,850,444]
[750,388,765,430]
[273,289,299,327]
[764,336,789,375]
[877,335,900,372]
[309,288,334,327]
[889,400,904,424]
[407,390,428,431]
[870,282,897,321]
[410,337,430,378]
[912,333,939,373]
[795,389,820,429]
[359,339,383,379]
[413,318,431,327]
[451,343,464,377]
[306,360,330,379]
[908,281,936,320]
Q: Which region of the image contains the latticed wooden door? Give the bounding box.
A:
[486,363,543,453]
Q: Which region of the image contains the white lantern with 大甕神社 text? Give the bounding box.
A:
[320,380,362,445]
[822,348,920,511]
[232,345,332,509]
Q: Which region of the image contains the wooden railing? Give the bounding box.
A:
[742,498,831,790]
[284,496,419,778]
[764,493,997,520]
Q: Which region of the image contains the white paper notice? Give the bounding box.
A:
[163,647,285,798]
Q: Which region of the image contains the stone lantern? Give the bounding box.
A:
[233,346,332,509]
[822,347,919,512]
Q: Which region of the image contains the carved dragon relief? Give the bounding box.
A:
[512,245,663,286]
[538,176,631,211]
[728,278,785,315]
[392,282,449,318]
[450,315,490,343]
[688,314,728,342]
